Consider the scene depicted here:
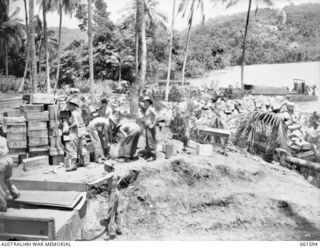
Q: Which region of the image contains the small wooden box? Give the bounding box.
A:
[49,155,65,165]
[7,141,27,149]
[6,125,27,133]
[28,129,48,137]
[23,156,49,171]
[21,104,44,113]
[31,93,54,104]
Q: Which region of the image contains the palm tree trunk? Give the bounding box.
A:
[5,42,9,86]
[118,63,122,83]
[88,0,94,90]
[241,0,252,94]
[130,0,141,117]
[18,0,29,92]
[165,0,176,102]
[181,18,192,87]
[54,1,62,92]
[137,0,146,88]
[43,0,50,92]
[29,0,37,93]
[181,1,194,87]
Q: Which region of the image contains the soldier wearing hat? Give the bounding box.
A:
[66,98,85,171]
[141,96,159,161]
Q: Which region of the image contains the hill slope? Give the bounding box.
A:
[182,3,320,75]
[50,26,87,46]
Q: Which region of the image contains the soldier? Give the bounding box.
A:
[100,170,122,241]
[0,134,20,212]
[66,98,86,171]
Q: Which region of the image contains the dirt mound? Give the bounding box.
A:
[82,153,320,241]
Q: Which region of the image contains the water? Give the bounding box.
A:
[189,61,320,113]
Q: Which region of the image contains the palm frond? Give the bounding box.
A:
[235,111,288,152]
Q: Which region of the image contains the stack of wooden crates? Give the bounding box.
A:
[3,117,27,164]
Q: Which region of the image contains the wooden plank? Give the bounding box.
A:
[10,179,87,192]
[32,93,54,104]
[23,156,49,171]
[6,125,27,133]
[13,190,82,209]
[28,129,48,137]
[9,148,27,154]
[28,146,49,153]
[7,141,27,149]
[26,111,49,121]
[29,136,49,146]
[27,121,47,130]
[7,132,27,141]
[198,127,231,137]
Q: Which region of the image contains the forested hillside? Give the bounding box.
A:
[183,3,320,76]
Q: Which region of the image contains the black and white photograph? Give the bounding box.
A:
[0,0,320,244]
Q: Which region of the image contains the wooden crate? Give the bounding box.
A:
[6,125,27,133]
[3,109,21,117]
[7,132,27,141]
[28,129,48,137]
[21,104,44,113]
[49,155,65,165]
[4,117,26,125]
[29,151,49,158]
[31,93,54,104]
[9,148,27,154]
[187,140,213,156]
[29,136,49,146]
[23,156,49,171]
[27,121,47,130]
[26,111,49,121]
[7,141,27,149]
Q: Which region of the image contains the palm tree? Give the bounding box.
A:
[119,0,167,31]
[0,6,25,85]
[54,0,78,91]
[29,0,37,92]
[18,0,30,92]
[88,0,94,90]
[178,0,205,86]
[240,0,286,94]
[41,0,50,92]
[165,0,176,102]
[234,111,288,153]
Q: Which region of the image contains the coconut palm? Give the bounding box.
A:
[54,0,79,91]
[119,0,168,31]
[165,0,176,102]
[0,6,25,85]
[38,0,51,92]
[88,0,94,90]
[29,0,38,92]
[18,0,30,92]
[178,0,205,86]
[235,111,288,153]
[240,0,287,94]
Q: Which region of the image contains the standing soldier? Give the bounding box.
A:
[100,171,122,241]
[66,98,85,171]
[141,96,159,161]
[0,134,20,212]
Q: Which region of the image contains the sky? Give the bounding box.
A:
[9,0,320,31]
